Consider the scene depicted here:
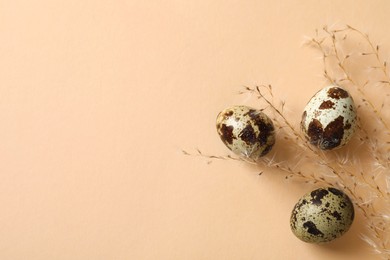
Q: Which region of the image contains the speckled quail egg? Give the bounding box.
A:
[290,187,354,243]
[216,105,275,160]
[301,86,357,150]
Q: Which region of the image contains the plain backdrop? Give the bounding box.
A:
[0,0,389,259]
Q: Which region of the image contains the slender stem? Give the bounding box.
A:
[324,28,390,135]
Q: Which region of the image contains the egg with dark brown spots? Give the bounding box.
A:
[301,86,357,150]
[290,187,354,243]
[216,106,275,160]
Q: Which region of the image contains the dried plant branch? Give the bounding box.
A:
[181,148,256,164]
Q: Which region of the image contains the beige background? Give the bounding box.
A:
[0,0,389,259]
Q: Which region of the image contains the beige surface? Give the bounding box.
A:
[0,0,389,259]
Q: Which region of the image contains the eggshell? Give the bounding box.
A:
[290,187,354,243]
[216,106,275,159]
[301,86,357,150]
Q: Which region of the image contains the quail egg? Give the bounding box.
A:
[290,187,354,243]
[216,105,275,160]
[301,86,357,150]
